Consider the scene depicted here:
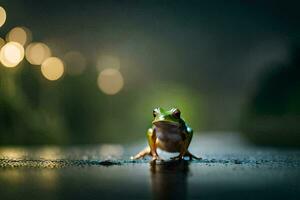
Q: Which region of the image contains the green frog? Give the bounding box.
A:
[132,108,201,161]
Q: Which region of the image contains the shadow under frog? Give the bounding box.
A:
[150,160,190,200]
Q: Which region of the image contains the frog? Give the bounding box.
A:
[131,108,201,161]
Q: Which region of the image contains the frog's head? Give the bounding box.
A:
[152,107,182,127]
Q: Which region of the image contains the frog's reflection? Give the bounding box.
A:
[150,160,190,200]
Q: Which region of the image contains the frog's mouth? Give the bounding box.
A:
[152,120,180,128]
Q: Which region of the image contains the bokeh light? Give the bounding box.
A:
[25,42,51,65]
[35,147,62,160]
[0,37,5,49]
[63,51,86,75]
[97,55,120,71]
[0,148,27,159]
[6,26,32,46]
[99,144,124,158]
[0,42,24,68]
[97,68,124,95]
[41,57,64,81]
[0,6,6,27]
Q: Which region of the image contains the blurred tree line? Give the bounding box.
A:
[1,46,300,147]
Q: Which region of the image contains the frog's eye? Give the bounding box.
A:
[172,108,181,118]
[153,109,157,117]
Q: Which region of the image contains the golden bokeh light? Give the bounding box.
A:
[97,55,120,71]
[97,68,124,95]
[0,37,5,49]
[25,42,51,65]
[41,57,64,81]
[0,148,27,159]
[35,147,62,160]
[6,26,32,46]
[0,6,6,27]
[0,42,24,68]
[64,51,86,75]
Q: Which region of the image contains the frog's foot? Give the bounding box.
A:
[131,147,151,160]
[170,155,183,160]
[184,151,202,160]
[152,155,163,161]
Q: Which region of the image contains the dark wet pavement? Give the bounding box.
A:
[0,133,299,200]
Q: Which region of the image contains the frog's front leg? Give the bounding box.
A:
[147,128,162,161]
[131,128,161,160]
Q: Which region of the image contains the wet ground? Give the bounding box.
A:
[0,133,299,200]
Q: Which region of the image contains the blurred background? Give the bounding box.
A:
[0,0,299,147]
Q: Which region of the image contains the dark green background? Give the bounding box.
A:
[0,0,299,146]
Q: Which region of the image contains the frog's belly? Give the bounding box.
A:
[155,127,183,153]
